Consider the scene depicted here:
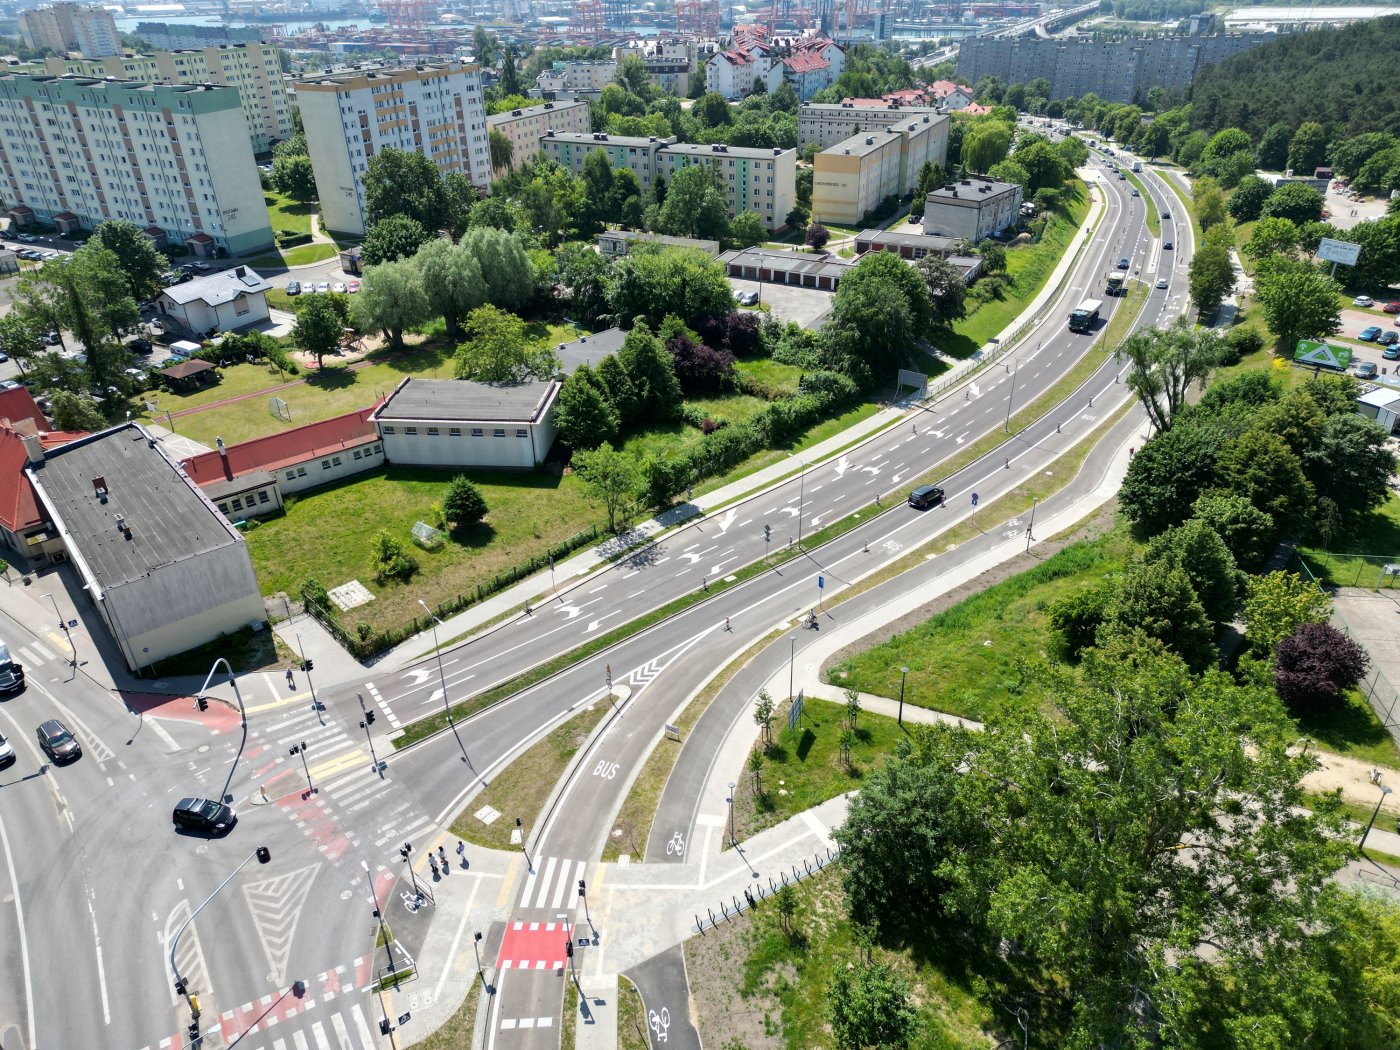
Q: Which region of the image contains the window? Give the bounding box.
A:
[332,456,342,467]
[353,449,362,460]
[321,459,332,469]
[296,466,308,477]
[494,428,506,438]
[372,444,382,454]
[471,427,484,437]
[285,470,296,481]
[405,426,417,435]
[218,503,229,515]
[258,491,270,504]
[449,427,461,437]
[231,497,243,511]
[427,427,439,436]
[516,429,527,438]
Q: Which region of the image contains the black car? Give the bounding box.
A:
[1163,241,1173,250]
[36,719,80,763]
[172,797,237,835]
[285,280,301,295]
[0,643,24,694]
[1117,258,1130,269]
[908,484,945,509]
[125,337,153,354]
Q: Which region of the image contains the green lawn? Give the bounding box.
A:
[935,180,1091,359]
[264,191,314,236]
[245,465,607,633]
[1297,493,1400,589]
[619,391,773,461]
[736,357,805,395]
[134,360,296,417]
[827,526,1138,722]
[1291,687,1400,768]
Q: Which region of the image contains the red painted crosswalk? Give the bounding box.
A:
[497,920,573,970]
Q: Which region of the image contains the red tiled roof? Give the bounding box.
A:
[784,52,828,73]
[962,103,992,115]
[0,387,50,432]
[0,389,85,534]
[181,405,380,488]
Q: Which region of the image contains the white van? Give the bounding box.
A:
[169,340,202,360]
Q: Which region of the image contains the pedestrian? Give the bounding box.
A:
[702,575,708,592]
[1129,446,1135,457]
[875,493,881,507]
[965,389,970,402]
[1056,422,1061,433]
[1088,396,1093,408]
[1004,457,1009,469]
[911,421,917,435]
[285,669,294,688]
[457,841,468,868]
[438,845,448,870]
[724,616,731,631]
[429,854,439,878]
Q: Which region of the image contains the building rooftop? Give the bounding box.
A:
[373,379,560,424]
[27,423,242,589]
[543,131,673,147]
[855,229,961,252]
[294,59,480,88]
[720,246,851,281]
[597,230,721,255]
[486,99,586,125]
[927,178,1021,205]
[663,141,793,158]
[554,327,627,376]
[159,359,216,380]
[159,266,270,307]
[825,130,900,157]
[181,406,379,488]
[0,389,84,534]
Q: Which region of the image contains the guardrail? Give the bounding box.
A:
[692,844,841,935]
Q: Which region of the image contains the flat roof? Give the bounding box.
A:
[663,142,793,159]
[543,131,670,147]
[487,99,587,125]
[374,379,560,424]
[928,178,1021,206]
[554,327,627,376]
[27,423,241,589]
[824,130,900,158]
[855,229,960,251]
[720,247,850,280]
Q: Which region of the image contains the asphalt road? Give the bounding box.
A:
[624,945,699,1050]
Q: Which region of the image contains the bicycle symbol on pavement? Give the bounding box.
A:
[649,1007,671,1042]
[665,832,686,857]
[402,891,424,913]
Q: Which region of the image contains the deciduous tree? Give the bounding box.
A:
[350,258,430,353]
[553,368,619,451]
[291,293,343,367]
[413,237,486,340]
[1274,622,1370,710]
[459,226,533,310]
[915,255,967,328]
[271,154,317,203]
[1243,570,1332,656]
[361,214,430,266]
[91,219,165,300]
[573,443,641,532]
[1253,255,1342,355]
[828,964,915,1050]
[363,146,447,230]
[1113,316,1224,433]
[452,305,557,383]
[1261,181,1324,226]
[654,164,729,241]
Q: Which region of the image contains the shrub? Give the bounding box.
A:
[442,475,488,527]
[1274,622,1370,710]
[1220,325,1265,366]
[368,530,417,583]
[1047,586,1111,662]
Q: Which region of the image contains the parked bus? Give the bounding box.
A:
[1068,298,1103,332]
[1105,272,1125,297]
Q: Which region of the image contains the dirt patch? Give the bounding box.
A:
[683,917,784,1050]
[820,499,1120,682]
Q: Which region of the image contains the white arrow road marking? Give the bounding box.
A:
[834,456,850,477]
[682,552,702,564]
[970,382,981,397]
[585,612,621,633]
[812,515,826,527]
[556,604,582,619]
[782,506,800,517]
[892,473,906,485]
[860,465,881,475]
[716,509,737,533]
[402,668,434,685]
[956,432,969,445]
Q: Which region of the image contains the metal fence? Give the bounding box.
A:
[693,845,841,936]
[1296,550,1400,591]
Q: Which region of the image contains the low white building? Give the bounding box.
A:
[371,378,561,470]
[156,266,271,337]
[1357,384,1400,435]
[705,41,782,100]
[923,177,1024,242]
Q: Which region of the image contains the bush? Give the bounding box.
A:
[442,475,488,527]
[1220,325,1265,366]
[368,530,417,583]
[1274,622,1370,710]
[1047,586,1111,661]
[275,229,313,249]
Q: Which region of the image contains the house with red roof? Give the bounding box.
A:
[0,387,85,567]
[179,406,383,521]
[705,40,780,99]
[928,80,977,110]
[781,38,843,100]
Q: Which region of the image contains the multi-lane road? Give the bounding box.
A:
[0,151,1188,1050]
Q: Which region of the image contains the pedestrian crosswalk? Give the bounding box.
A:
[519,856,589,913]
[230,1001,380,1050]
[12,639,56,668]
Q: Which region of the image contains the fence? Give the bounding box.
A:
[693,845,840,936]
[1295,550,1400,592]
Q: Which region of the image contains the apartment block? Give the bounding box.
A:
[534,60,617,99]
[811,110,948,225]
[134,22,264,50]
[0,73,273,255]
[798,101,943,150]
[19,2,119,58]
[657,142,796,231]
[44,44,293,153]
[486,99,589,172]
[923,177,1023,242]
[297,61,490,237]
[615,38,698,94]
[539,131,673,193]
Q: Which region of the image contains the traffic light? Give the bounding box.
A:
[764,524,771,542]
[365,709,376,726]
[174,977,188,996]
[380,1018,392,1036]
[196,696,209,712]
[302,659,314,673]
[292,980,306,998]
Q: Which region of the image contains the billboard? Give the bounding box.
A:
[1294,339,1352,370]
[1317,237,1361,267]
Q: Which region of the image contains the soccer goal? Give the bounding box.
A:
[268,396,291,422]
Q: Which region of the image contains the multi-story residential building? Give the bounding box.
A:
[779,38,844,100]
[657,142,796,230]
[706,35,844,101]
[0,73,273,256]
[43,44,293,153]
[486,100,589,172]
[297,61,490,237]
[705,41,782,99]
[808,108,947,225]
[19,2,119,58]
[923,177,1023,242]
[534,60,617,99]
[615,38,698,94]
[134,22,264,50]
[798,101,943,150]
[956,33,1278,105]
[539,131,796,230]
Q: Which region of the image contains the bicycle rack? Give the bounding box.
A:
[693,845,840,935]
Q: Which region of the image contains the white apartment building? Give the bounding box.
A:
[705,42,782,99]
[798,101,943,150]
[0,73,273,255]
[534,60,617,99]
[539,131,673,194]
[297,61,490,237]
[20,2,119,58]
[45,44,293,153]
[486,99,589,172]
[615,39,698,94]
[924,177,1024,242]
[657,142,796,231]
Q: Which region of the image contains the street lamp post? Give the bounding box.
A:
[294,632,318,714]
[1025,496,1038,552]
[1361,784,1394,850]
[797,458,806,546]
[898,666,909,727]
[472,931,490,993]
[727,781,736,847]
[788,635,796,704]
[399,842,424,903]
[361,860,395,980]
[1003,355,1020,432]
[516,817,535,872]
[357,692,383,775]
[170,846,271,1031]
[290,741,313,795]
[578,878,596,939]
[196,657,248,805]
[39,591,75,666]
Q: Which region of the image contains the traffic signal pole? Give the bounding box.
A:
[357,692,383,775]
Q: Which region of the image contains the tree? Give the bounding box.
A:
[1228,174,1273,222]
[553,368,619,450]
[48,390,106,432]
[1253,255,1342,355]
[654,164,729,241]
[987,158,1030,190]
[452,305,557,383]
[362,146,447,230]
[441,476,488,528]
[729,210,766,249]
[1288,121,1328,176]
[91,220,165,301]
[556,244,613,324]
[976,239,1006,274]
[618,325,683,422]
[1242,215,1300,262]
[915,255,967,328]
[292,293,343,367]
[368,530,416,583]
[828,963,916,1050]
[821,251,932,381]
[413,237,486,340]
[1304,412,1396,516]
[1119,420,1223,536]
[1099,560,1216,671]
[1243,570,1332,656]
[0,312,44,376]
[459,227,533,310]
[1261,182,1324,226]
[498,47,521,97]
[1113,317,1223,433]
[16,248,136,394]
[606,246,734,330]
[487,128,514,175]
[1194,177,1229,229]
[1256,122,1292,170]
[753,688,774,750]
[1047,585,1111,662]
[1188,237,1236,319]
[361,215,430,267]
[1190,492,1276,573]
[693,91,733,128]
[573,443,640,532]
[1343,215,1400,289]
[1145,518,1240,627]
[1216,428,1313,528]
[1274,622,1370,710]
[350,258,430,353]
[665,329,735,394]
[1015,140,1070,193]
[961,119,1012,173]
[271,154,317,203]
[804,222,829,249]
[1203,127,1252,163]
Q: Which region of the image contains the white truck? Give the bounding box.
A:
[1131,160,1142,172]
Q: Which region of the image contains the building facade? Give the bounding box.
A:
[798,101,943,150]
[705,42,782,99]
[486,100,590,172]
[156,266,271,336]
[134,22,264,50]
[371,378,560,470]
[616,39,698,94]
[44,44,293,153]
[297,61,490,237]
[779,38,845,100]
[811,111,948,226]
[923,177,1024,242]
[533,60,618,99]
[20,2,119,58]
[539,131,673,194]
[0,73,273,255]
[956,33,1278,105]
[657,143,797,231]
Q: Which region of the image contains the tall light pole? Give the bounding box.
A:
[727,781,737,846]
[197,657,247,805]
[294,632,318,715]
[1361,784,1394,850]
[170,846,271,1034]
[898,666,909,727]
[516,816,535,872]
[1025,496,1038,552]
[788,635,796,704]
[39,591,74,666]
[472,931,490,993]
[419,599,467,762]
[361,860,394,980]
[1003,355,1020,432]
[797,457,806,546]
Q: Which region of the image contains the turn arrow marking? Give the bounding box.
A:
[834,455,850,477]
[401,668,433,685]
[716,509,737,533]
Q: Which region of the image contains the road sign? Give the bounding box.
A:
[663,722,681,741]
[788,690,804,731]
[1317,237,1361,267]
[1294,339,1352,370]
[817,575,824,590]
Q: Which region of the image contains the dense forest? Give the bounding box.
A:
[1188,16,1400,140]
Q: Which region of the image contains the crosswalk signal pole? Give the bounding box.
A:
[357,693,382,774]
[295,633,318,713]
[515,818,535,873]
[578,879,596,939]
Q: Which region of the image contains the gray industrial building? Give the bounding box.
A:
[956,32,1279,104]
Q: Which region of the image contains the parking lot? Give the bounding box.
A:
[728,278,833,329]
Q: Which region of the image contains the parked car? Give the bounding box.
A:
[1359,325,1382,341]
[1356,361,1379,379]
[1379,331,1399,347]
[125,337,152,354]
[36,719,80,763]
[908,484,945,510]
[1353,295,1375,308]
[347,280,360,293]
[0,732,14,770]
[172,797,237,835]
[1383,301,1400,314]
[0,381,20,392]
[0,353,8,362]
[285,280,301,295]
[316,282,330,293]
[15,232,37,243]
[1383,345,1400,360]
[45,330,60,345]
[738,290,759,305]
[191,261,210,271]
[331,281,347,293]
